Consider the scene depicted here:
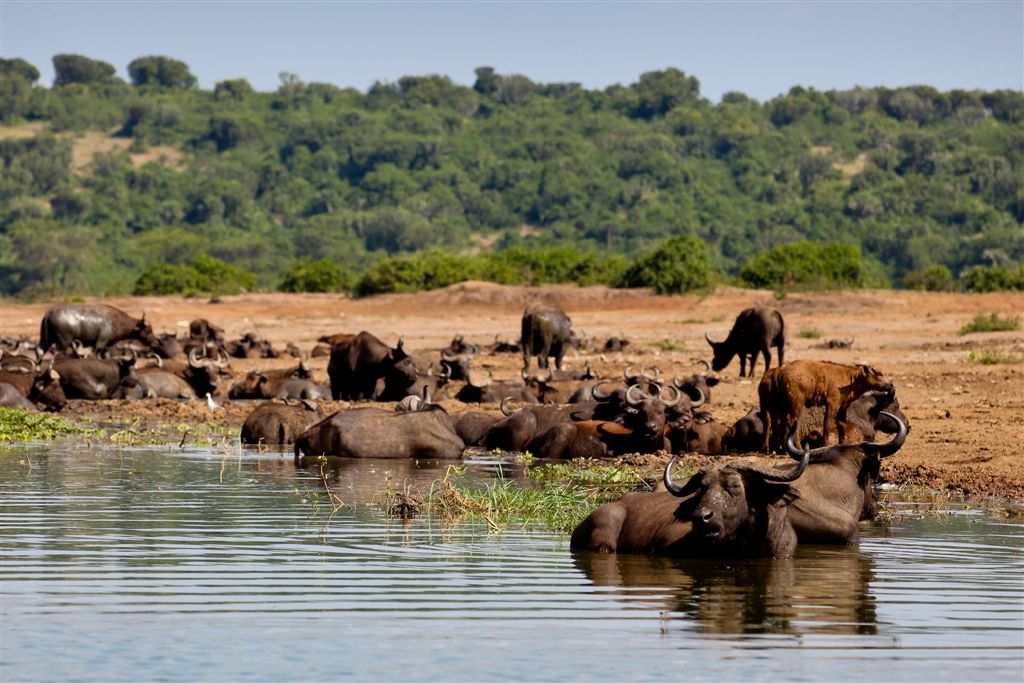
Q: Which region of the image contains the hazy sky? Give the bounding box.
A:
[2,1,1021,102]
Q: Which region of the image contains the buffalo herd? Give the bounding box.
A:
[1,301,913,560]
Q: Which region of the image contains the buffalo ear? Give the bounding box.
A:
[706,377,721,387]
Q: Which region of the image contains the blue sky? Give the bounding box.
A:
[2,1,1021,102]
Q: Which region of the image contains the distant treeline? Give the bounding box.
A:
[1,54,1022,298]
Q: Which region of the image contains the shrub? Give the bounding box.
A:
[617,235,716,294]
[960,264,1024,293]
[903,264,954,291]
[958,313,1020,335]
[738,241,874,291]
[133,254,256,296]
[355,250,479,297]
[279,258,355,293]
[482,246,627,286]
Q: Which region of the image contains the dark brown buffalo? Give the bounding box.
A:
[183,347,233,397]
[721,408,767,454]
[117,367,197,399]
[673,411,729,455]
[229,360,325,400]
[454,370,540,405]
[759,360,894,452]
[781,411,909,541]
[294,405,464,460]
[240,400,324,445]
[483,399,579,452]
[52,355,135,400]
[705,307,786,377]
[440,335,478,381]
[570,449,809,558]
[189,319,225,342]
[521,302,573,371]
[328,331,417,401]
[453,410,504,447]
[225,332,277,359]
[40,304,157,353]
[0,364,66,411]
[672,360,721,404]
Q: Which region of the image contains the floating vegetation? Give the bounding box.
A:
[0,408,98,443]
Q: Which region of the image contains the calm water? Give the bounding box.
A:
[2,442,1022,683]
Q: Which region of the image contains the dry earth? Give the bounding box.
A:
[2,283,1022,501]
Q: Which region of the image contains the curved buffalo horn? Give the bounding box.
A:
[648,366,661,378]
[590,380,615,402]
[661,385,683,409]
[705,331,717,346]
[299,357,310,372]
[441,347,457,360]
[149,352,163,368]
[689,386,705,409]
[438,363,451,380]
[214,349,230,368]
[396,336,406,353]
[623,366,636,380]
[663,456,705,498]
[696,359,711,373]
[188,347,206,368]
[863,411,909,458]
[730,449,810,482]
[422,385,431,406]
[784,424,833,461]
[500,396,516,416]
[625,384,647,406]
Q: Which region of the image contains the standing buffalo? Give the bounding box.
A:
[759,360,894,452]
[39,304,157,354]
[705,307,785,377]
[328,331,418,401]
[521,302,573,371]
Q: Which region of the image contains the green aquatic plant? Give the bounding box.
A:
[0,408,97,442]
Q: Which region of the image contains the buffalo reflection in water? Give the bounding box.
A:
[573,546,877,635]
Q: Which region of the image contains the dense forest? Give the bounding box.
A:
[1,54,1022,298]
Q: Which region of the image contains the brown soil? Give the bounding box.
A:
[3,284,1022,501]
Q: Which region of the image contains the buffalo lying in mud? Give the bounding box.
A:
[705,307,786,377]
[294,404,464,460]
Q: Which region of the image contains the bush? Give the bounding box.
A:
[958,313,1020,335]
[355,250,479,297]
[738,241,874,291]
[133,254,257,296]
[960,264,1024,292]
[279,258,355,293]
[617,235,716,294]
[903,264,954,291]
[482,246,627,286]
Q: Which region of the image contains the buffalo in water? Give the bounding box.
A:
[294,404,464,460]
[705,307,786,377]
[521,302,573,371]
[40,304,157,354]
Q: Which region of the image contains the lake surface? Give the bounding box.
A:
[2,442,1022,682]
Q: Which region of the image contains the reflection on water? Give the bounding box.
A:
[1,442,1022,683]
[575,545,878,635]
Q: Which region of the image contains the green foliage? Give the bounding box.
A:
[52,54,117,86]
[2,57,1023,298]
[738,242,876,291]
[0,408,93,442]
[133,254,256,295]
[960,264,1024,292]
[903,264,955,291]
[617,235,715,294]
[355,250,478,297]
[958,313,1020,335]
[127,56,196,89]
[278,258,355,293]
[964,349,1024,365]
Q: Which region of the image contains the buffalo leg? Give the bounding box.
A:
[739,354,748,377]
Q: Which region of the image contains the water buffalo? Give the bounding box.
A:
[240,400,324,445]
[183,347,232,397]
[0,382,37,410]
[189,318,224,341]
[0,364,66,411]
[118,367,197,399]
[521,302,573,371]
[440,335,477,381]
[454,370,539,404]
[705,307,786,377]
[759,360,894,452]
[328,331,417,401]
[52,355,136,400]
[781,411,909,541]
[570,448,809,557]
[721,408,767,454]
[294,404,465,460]
[40,304,157,354]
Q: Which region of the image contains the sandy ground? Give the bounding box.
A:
[3,283,1022,501]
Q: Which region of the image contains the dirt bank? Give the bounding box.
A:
[3,284,1022,500]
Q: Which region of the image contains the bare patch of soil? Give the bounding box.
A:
[3,285,1022,501]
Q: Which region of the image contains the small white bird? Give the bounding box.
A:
[205,392,220,412]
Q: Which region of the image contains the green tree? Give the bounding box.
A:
[52,54,116,86]
[279,258,355,293]
[738,242,876,290]
[618,235,716,294]
[127,56,197,89]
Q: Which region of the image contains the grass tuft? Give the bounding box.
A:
[964,349,1024,365]
[797,326,823,339]
[959,313,1019,335]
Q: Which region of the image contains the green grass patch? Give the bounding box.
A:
[0,408,99,442]
[796,326,823,339]
[648,338,687,352]
[959,313,1020,335]
[964,350,1024,365]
